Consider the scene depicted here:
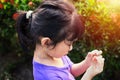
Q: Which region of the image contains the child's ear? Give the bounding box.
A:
[41,37,52,47]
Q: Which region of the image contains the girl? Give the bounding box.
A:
[16,0,104,80]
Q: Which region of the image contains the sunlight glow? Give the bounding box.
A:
[105,0,120,12]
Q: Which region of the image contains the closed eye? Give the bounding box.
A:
[64,40,73,46]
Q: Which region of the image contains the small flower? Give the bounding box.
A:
[12,12,19,20]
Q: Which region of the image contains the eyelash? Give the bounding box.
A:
[65,41,73,46]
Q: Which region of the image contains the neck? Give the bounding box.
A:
[33,44,58,61]
[33,44,64,67]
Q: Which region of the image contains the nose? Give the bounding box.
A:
[69,45,73,51]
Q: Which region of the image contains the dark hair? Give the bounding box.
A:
[16,0,84,52]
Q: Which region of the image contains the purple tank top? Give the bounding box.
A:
[33,56,75,80]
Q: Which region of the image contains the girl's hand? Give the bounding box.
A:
[84,50,102,67]
[81,55,105,80]
[87,55,105,77]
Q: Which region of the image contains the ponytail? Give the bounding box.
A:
[16,12,35,52]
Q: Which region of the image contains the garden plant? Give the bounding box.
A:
[0,0,120,80]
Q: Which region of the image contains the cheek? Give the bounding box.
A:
[51,47,69,58]
[48,42,70,57]
[56,45,69,53]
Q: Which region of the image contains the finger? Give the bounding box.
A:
[92,56,97,62]
[99,58,104,70]
[95,58,104,70]
[91,50,99,56]
[96,50,102,55]
[91,50,102,56]
[101,58,105,64]
[87,51,98,58]
[96,57,105,65]
[99,50,102,55]
[97,55,103,58]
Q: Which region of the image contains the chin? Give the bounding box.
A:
[65,52,69,55]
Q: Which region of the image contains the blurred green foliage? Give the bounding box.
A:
[0,0,42,79]
[0,0,120,80]
[72,0,120,80]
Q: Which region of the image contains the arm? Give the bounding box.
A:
[70,50,102,77]
[70,60,90,77]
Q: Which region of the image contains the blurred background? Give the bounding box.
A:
[0,0,120,80]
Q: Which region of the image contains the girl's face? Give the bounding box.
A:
[47,40,74,58]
